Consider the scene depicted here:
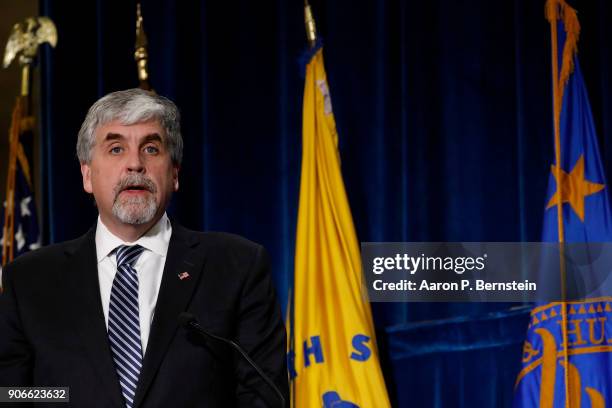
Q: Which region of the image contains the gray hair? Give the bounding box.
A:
[77,88,183,165]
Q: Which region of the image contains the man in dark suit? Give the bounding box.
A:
[0,89,288,407]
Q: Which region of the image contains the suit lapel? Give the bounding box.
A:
[61,228,124,407]
[133,223,207,408]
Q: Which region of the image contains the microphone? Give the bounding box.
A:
[178,312,286,407]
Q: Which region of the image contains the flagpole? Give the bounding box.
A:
[294,4,318,405]
[1,17,56,266]
[134,3,153,92]
[290,5,318,406]
[546,1,576,407]
[285,289,294,408]
[2,99,21,265]
[548,9,570,408]
[304,0,317,49]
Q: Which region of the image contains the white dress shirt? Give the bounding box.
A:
[95,213,172,354]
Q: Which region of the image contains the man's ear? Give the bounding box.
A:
[81,162,93,193]
[173,165,180,192]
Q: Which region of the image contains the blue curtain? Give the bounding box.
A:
[38,0,612,406]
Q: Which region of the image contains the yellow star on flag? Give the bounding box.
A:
[546,154,605,221]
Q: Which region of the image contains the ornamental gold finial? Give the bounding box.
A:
[134,3,152,91]
[3,16,57,96]
[304,0,317,48]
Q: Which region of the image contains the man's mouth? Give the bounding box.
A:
[121,185,150,193]
[113,175,157,202]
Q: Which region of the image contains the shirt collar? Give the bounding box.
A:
[95,213,172,263]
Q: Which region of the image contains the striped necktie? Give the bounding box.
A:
[108,244,146,407]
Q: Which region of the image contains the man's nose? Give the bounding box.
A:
[126,150,145,172]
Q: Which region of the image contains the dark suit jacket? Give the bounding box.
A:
[0,222,288,407]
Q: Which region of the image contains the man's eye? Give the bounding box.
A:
[144,145,159,154]
[110,146,123,154]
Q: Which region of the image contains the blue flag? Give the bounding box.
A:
[0,97,41,286]
[1,168,41,257]
[514,1,612,407]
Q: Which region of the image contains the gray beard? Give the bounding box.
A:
[112,193,157,225]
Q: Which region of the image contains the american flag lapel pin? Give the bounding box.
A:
[178,271,190,280]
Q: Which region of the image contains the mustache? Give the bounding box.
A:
[113,174,157,199]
